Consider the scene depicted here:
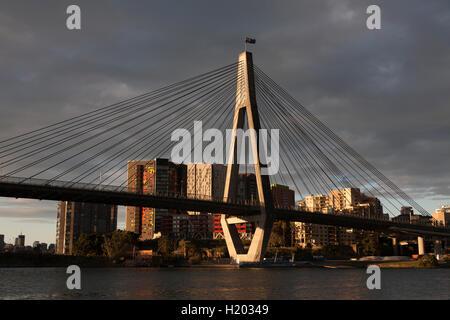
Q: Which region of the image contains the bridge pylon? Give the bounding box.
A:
[221,51,274,263]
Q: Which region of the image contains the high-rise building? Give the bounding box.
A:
[0,234,4,250]
[271,184,295,209]
[391,206,412,224]
[236,173,258,204]
[56,201,117,255]
[392,206,431,225]
[295,188,383,249]
[329,188,361,210]
[186,163,227,239]
[14,234,25,247]
[126,158,186,240]
[401,206,414,216]
[303,194,331,213]
[432,205,450,227]
[270,184,296,246]
[329,188,383,219]
[187,213,212,239]
[186,163,226,201]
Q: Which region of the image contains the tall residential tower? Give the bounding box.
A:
[56,201,117,255]
[126,158,186,240]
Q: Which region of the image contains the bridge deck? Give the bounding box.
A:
[0,177,449,237]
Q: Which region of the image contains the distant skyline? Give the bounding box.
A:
[0,200,126,245]
[1,1,449,244]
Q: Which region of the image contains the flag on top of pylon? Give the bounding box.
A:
[245,37,256,44]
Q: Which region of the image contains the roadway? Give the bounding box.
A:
[0,177,449,238]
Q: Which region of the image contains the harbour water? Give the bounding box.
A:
[1,267,449,300]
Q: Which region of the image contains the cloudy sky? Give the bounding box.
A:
[0,0,449,245]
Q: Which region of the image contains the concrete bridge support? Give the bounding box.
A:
[221,51,274,264]
[434,239,443,258]
[392,237,399,256]
[418,236,425,255]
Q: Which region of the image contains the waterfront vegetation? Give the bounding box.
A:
[1,229,448,268]
[0,231,228,267]
[2,250,448,268]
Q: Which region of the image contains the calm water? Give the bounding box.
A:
[0,267,449,300]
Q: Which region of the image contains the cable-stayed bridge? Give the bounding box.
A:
[0,51,448,262]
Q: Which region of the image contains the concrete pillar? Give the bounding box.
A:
[392,237,399,256]
[221,51,274,264]
[434,239,443,258]
[220,215,245,260]
[418,236,425,255]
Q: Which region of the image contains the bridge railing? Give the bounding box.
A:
[0,175,262,207]
[148,191,262,207]
[276,203,450,230]
[1,175,448,230]
[0,175,130,193]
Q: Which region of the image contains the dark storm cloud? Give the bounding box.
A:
[0,0,449,221]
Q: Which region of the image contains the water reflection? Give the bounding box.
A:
[0,267,449,300]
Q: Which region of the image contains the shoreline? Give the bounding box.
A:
[1,251,448,269]
[1,260,449,269]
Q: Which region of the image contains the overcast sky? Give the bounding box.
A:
[0,0,449,244]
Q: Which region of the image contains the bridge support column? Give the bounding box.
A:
[221,214,273,263]
[418,236,425,255]
[434,239,443,259]
[392,237,399,256]
[221,51,274,264]
[220,216,245,258]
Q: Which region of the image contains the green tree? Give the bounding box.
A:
[269,221,293,247]
[320,245,355,259]
[157,236,174,256]
[216,245,229,258]
[103,230,138,260]
[188,253,202,264]
[177,239,187,255]
[177,240,203,259]
[379,237,394,256]
[269,221,284,247]
[73,233,104,256]
[418,255,438,267]
[359,236,380,256]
